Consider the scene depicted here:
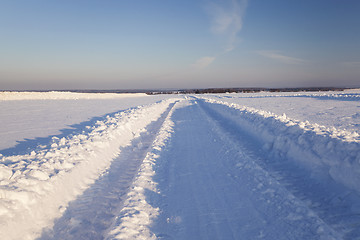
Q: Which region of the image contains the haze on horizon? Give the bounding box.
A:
[1,0,359,91]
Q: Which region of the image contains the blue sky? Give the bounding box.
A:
[0,0,359,90]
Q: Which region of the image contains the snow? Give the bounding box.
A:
[200,95,360,193]
[129,99,340,239]
[0,92,172,151]
[1,90,360,239]
[204,90,360,132]
[0,93,180,240]
[106,99,179,240]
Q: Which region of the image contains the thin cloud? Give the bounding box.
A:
[192,56,216,69]
[342,61,360,67]
[257,51,307,65]
[206,0,248,52]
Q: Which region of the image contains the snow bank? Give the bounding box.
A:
[105,100,179,240]
[0,95,172,151]
[205,92,360,133]
[0,91,147,101]
[308,93,360,101]
[0,98,179,240]
[211,91,360,101]
[202,98,360,194]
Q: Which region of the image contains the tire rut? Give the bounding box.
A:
[38,102,177,240]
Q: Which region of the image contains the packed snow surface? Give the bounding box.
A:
[0,90,360,239]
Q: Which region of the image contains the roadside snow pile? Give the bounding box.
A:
[0,91,147,101]
[212,91,360,101]
[308,93,360,101]
[202,98,360,194]
[0,98,178,240]
[205,91,360,133]
[105,100,178,240]
[0,94,172,151]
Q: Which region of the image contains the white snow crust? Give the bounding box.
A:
[201,95,360,193]
[0,93,172,151]
[204,90,360,132]
[1,90,360,239]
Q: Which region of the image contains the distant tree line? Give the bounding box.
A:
[1,87,348,95]
[146,87,347,95]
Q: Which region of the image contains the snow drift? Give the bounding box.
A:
[202,97,360,194]
[105,99,179,240]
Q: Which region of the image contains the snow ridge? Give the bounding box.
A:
[105,100,180,239]
[202,98,360,194]
[212,91,360,101]
[0,98,178,240]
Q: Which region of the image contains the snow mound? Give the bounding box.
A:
[213,91,360,101]
[105,100,179,239]
[203,98,360,194]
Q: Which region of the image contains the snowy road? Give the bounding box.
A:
[1,92,360,239]
[106,98,360,239]
[138,99,341,239]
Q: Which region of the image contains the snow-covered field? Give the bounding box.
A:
[1,90,360,239]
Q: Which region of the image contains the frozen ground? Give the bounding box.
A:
[0,90,360,239]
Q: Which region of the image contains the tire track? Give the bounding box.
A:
[149,99,340,239]
[38,102,177,240]
[199,99,360,239]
